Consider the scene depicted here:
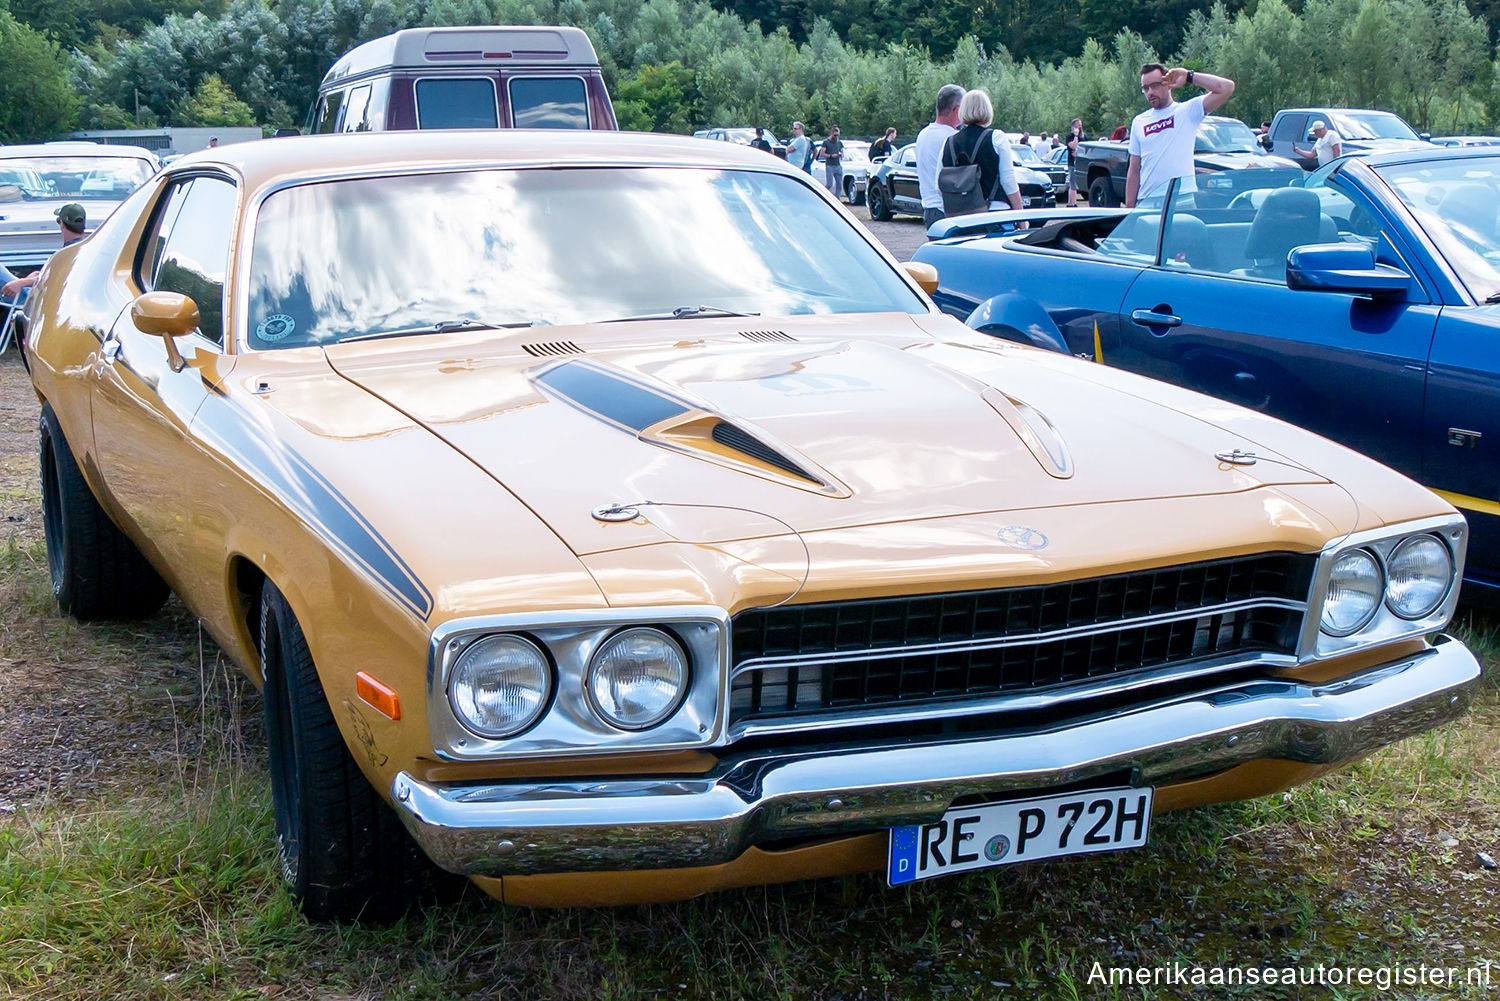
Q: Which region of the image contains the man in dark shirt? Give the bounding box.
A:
[818,125,845,200]
[750,127,773,153]
[1065,117,1084,206]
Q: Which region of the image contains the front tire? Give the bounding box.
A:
[867,182,892,221]
[260,581,457,922]
[38,402,168,620]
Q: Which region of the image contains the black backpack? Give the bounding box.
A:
[938,128,1002,216]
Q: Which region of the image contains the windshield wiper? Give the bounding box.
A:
[603,304,762,323]
[341,318,537,342]
[1484,292,1500,304]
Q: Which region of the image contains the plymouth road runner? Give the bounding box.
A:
[24,131,1480,919]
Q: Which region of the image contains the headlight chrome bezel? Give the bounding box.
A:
[428,607,729,761]
[1303,516,1466,659]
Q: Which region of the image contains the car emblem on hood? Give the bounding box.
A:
[997,525,1049,550]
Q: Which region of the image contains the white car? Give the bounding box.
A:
[0,142,160,273]
[811,138,870,205]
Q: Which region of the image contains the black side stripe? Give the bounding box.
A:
[195,396,434,620]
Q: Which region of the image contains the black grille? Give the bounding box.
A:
[711,422,817,481]
[730,553,1314,723]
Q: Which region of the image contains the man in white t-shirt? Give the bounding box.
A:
[916,83,965,230]
[1294,120,1343,167]
[1125,63,1236,207]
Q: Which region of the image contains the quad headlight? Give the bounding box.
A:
[1385,534,1453,619]
[1320,548,1383,636]
[585,627,690,730]
[447,634,552,738]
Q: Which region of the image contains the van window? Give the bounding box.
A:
[341,85,373,132]
[509,77,589,129]
[1271,114,1307,143]
[415,78,499,128]
[312,90,345,135]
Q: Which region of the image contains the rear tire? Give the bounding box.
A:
[867,182,892,221]
[1088,175,1120,208]
[845,176,865,206]
[38,403,168,620]
[260,581,459,922]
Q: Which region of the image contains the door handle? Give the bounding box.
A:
[1130,308,1182,328]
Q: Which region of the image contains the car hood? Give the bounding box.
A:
[1196,151,1301,170]
[0,197,120,234]
[321,314,1332,557]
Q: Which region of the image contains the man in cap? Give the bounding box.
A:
[1,203,86,299]
[1294,119,1342,167]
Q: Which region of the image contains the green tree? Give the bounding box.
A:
[175,73,256,126]
[614,61,702,131]
[0,11,79,141]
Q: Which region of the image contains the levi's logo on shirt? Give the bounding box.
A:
[1143,116,1175,137]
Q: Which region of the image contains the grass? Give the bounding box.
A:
[0,532,1497,999]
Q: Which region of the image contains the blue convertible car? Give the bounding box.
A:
[913,146,1500,596]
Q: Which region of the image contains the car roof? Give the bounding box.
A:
[0,142,158,160]
[167,129,803,195]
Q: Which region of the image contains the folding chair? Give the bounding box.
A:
[0,288,28,356]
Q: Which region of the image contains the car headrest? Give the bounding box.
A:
[1243,187,1324,261]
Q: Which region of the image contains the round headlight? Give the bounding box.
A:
[585,627,689,731]
[1385,534,1453,619]
[1320,548,1383,637]
[447,634,552,738]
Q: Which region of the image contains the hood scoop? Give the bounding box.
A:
[522,340,585,357]
[531,359,847,495]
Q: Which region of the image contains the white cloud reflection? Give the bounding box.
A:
[246,167,923,348]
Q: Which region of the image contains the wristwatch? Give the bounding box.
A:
[1186,70,1195,85]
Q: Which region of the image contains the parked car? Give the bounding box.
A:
[1075,116,1301,207]
[1261,108,1430,169]
[308,25,617,133]
[25,130,1478,919]
[0,142,159,275]
[1429,135,1500,147]
[810,138,870,204]
[914,144,1500,598]
[1012,140,1069,199]
[866,141,1053,221]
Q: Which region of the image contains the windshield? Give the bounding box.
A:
[1374,155,1500,300]
[1329,112,1419,141]
[1011,143,1042,163]
[1196,118,1260,153]
[248,166,927,348]
[0,155,154,201]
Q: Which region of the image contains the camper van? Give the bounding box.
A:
[308,25,617,133]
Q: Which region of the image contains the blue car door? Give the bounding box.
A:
[1108,176,1439,478]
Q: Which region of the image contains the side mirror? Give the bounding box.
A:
[1418,132,1432,142]
[131,291,200,371]
[1286,244,1411,297]
[1258,134,1272,150]
[903,261,939,295]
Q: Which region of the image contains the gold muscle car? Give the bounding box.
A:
[23,130,1481,919]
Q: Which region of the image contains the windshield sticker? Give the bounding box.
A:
[256,314,295,342]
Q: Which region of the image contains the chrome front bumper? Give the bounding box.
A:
[391,636,1480,876]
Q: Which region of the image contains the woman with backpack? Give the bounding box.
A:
[939,90,1023,217]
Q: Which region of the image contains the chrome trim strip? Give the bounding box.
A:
[728,650,1300,740]
[732,597,1307,674]
[391,635,1479,876]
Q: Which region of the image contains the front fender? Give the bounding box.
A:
[965,293,1070,354]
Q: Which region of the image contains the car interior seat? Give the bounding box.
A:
[1160,213,1212,270]
[1233,187,1325,279]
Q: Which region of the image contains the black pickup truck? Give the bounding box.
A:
[1074,115,1300,206]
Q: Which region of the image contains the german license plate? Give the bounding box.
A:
[887,787,1153,885]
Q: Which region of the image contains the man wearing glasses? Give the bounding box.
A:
[1125,64,1235,208]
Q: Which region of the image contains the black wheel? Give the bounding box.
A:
[1088,175,1120,208]
[260,581,459,922]
[867,182,892,221]
[38,402,168,620]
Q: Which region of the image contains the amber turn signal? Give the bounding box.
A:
[356,671,401,720]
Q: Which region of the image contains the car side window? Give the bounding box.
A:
[340,85,372,132]
[1271,115,1306,143]
[508,77,589,129]
[1092,204,1163,265]
[415,78,499,128]
[312,90,344,134]
[1161,175,1371,282]
[142,177,238,345]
